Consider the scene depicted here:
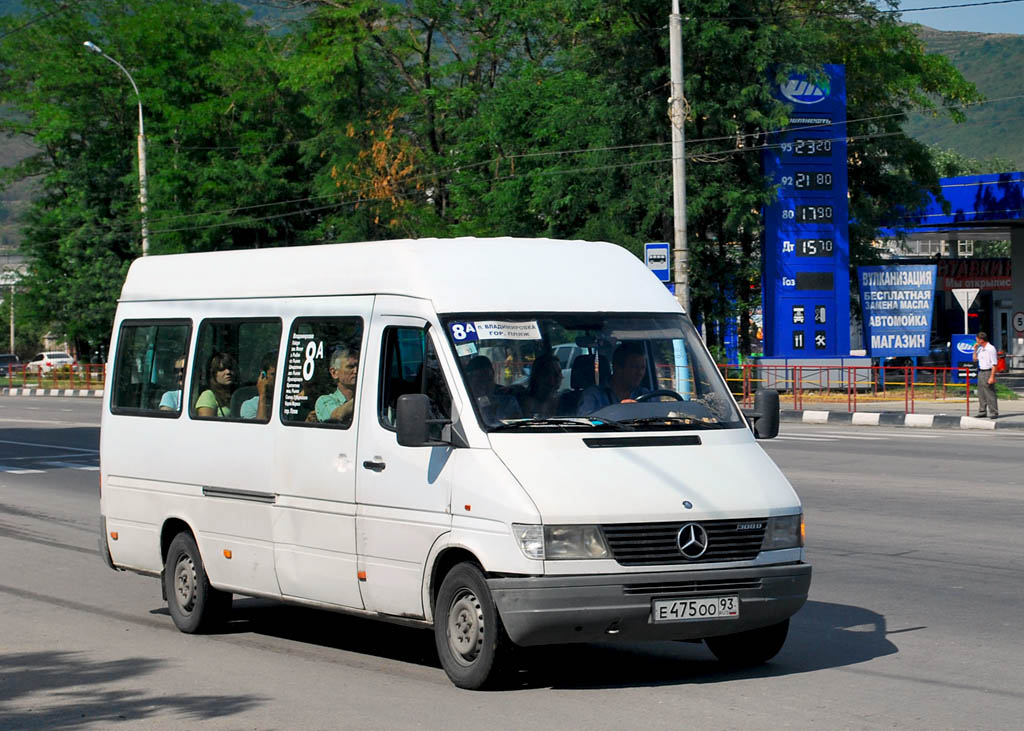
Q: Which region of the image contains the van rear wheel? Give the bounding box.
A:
[163,532,231,634]
[434,562,511,689]
[705,618,789,668]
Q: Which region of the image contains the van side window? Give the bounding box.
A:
[280,317,364,428]
[111,320,191,416]
[379,327,452,436]
[190,319,282,422]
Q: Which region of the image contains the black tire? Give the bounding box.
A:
[705,618,789,668]
[434,562,511,690]
[163,532,232,634]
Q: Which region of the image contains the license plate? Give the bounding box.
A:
[652,595,739,623]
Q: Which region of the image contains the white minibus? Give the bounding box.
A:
[99,237,809,689]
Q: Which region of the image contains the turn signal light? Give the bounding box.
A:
[109,531,118,541]
[357,570,367,581]
[223,549,232,559]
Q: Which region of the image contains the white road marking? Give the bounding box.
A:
[0,418,99,427]
[40,461,98,471]
[786,430,941,439]
[0,439,98,454]
[4,453,94,461]
[775,435,838,442]
[0,465,45,474]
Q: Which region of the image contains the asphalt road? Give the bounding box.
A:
[1,396,1022,729]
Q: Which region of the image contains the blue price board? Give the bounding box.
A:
[762,65,850,358]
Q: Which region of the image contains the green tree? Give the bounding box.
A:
[0,0,308,353]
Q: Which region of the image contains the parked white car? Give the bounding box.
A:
[26,351,75,374]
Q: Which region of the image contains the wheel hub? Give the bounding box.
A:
[174,555,197,613]
[447,590,484,665]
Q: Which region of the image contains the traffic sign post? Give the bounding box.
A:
[1012,310,1024,335]
[951,287,979,334]
[644,242,671,283]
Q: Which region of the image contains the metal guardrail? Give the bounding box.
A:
[2,364,106,390]
[716,363,981,416]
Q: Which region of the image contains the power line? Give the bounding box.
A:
[136,92,1024,227]
[18,91,1024,237]
[674,0,1024,22]
[0,1,79,42]
[884,0,1024,13]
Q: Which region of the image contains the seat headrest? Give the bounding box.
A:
[569,354,608,390]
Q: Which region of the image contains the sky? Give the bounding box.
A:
[884,0,1024,34]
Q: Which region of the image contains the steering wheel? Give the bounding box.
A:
[635,389,685,402]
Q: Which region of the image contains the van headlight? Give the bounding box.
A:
[512,524,611,560]
[762,513,804,551]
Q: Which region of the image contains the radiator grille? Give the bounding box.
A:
[601,519,767,566]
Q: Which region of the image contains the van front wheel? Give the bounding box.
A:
[163,532,231,634]
[434,563,511,689]
[705,618,789,668]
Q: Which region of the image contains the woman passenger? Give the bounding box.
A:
[519,353,562,418]
[195,352,236,418]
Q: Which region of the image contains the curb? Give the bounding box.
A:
[781,409,1024,430]
[3,387,104,398]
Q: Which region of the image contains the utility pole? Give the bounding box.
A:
[669,0,690,315]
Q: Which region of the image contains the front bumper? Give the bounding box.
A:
[488,562,811,646]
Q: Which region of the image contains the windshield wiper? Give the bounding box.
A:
[489,417,634,432]
[619,416,731,429]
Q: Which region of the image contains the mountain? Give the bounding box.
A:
[905,25,1024,168]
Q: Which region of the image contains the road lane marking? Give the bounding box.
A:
[40,461,99,471]
[0,418,98,427]
[0,439,98,453]
[775,435,838,442]
[4,453,95,461]
[0,465,45,474]
[786,430,940,439]
[783,432,882,441]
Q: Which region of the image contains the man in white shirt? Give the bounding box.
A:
[972,331,998,419]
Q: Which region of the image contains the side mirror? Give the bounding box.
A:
[396,394,458,447]
[745,388,779,439]
[396,394,432,446]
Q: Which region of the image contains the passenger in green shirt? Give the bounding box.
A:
[195,352,236,418]
[315,347,359,424]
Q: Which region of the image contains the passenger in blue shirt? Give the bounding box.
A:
[240,351,278,421]
[579,342,649,414]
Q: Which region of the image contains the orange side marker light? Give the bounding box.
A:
[223,549,232,559]
[357,570,367,581]
[109,531,118,541]
[464,505,472,512]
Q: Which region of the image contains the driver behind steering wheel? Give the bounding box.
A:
[578,342,650,414]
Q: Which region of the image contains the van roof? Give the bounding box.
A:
[119,237,683,314]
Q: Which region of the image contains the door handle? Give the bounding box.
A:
[362,460,386,472]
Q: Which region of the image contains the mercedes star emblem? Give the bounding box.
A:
[676,523,709,559]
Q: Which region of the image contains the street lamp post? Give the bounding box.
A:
[0,270,18,354]
[84,41,150,256]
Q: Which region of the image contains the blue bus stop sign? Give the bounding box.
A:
[644,242,671,282]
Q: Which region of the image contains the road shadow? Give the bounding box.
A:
[155,598,442,669]
[158,598,900,690]
[0,650,262,728]
[517,599,903,690]
[0,425,99,453]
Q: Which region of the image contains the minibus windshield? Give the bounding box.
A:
[442,313,744,432]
